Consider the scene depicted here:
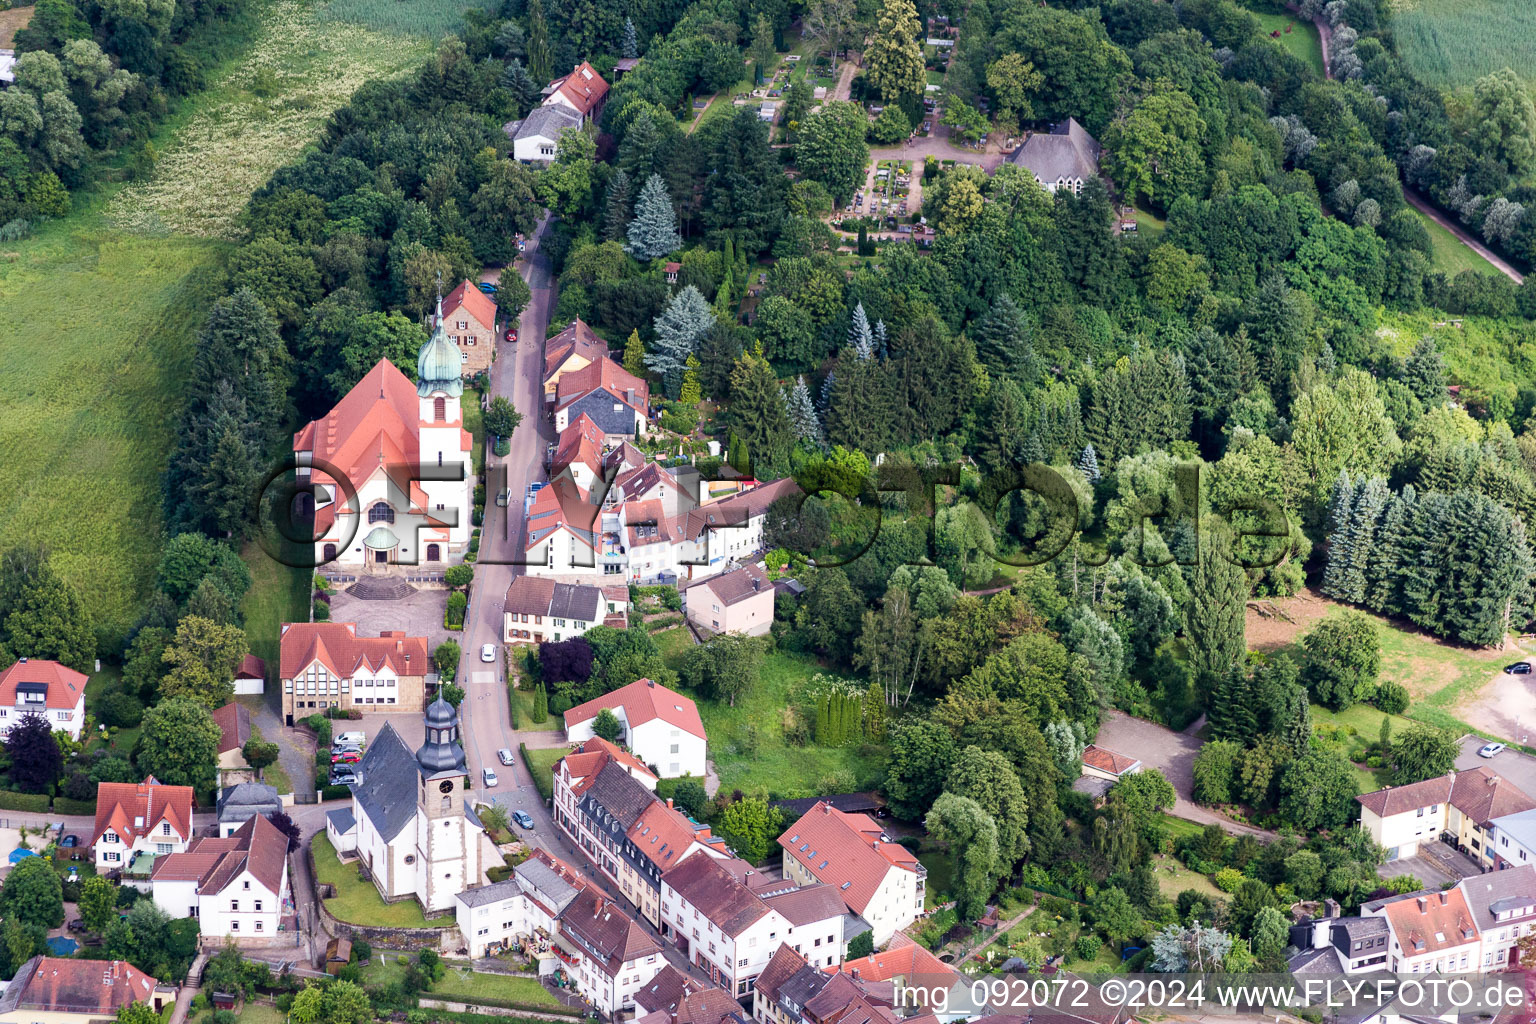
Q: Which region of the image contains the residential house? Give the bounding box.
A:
[1009,118,1101,195]
[753,946,901,1024]
[1286,899,1391,976]
[636,965,747,1024]
[554,752,730,927]
[778,802,925,946]
[1460,865,1536,970]
[215,782,283,837]
[437,280,498,377]
[234,653,266,695]
[553,357,649,440]
[1357,768,1536,864]
[0,658,86,741]
[506,103,584,163]
[1491,806,1536,868]
[544,319,612,404]
[1362,888,1481,973]
[1080,745,1141,782]
[212,702,252,779]
[557,886,667,1014]
[294,313,474,574]
[542,62,609,123]
[149,814,292,939]
[661,854,848,998]
[346,698,496,914]
[0,958,170,1024]
[279,622,429,725]
[503,575,627,645]
[824,938,971,1022]
[683,562,774,636]
[564,678,707,778]
[552,414,609,492]
[0,51,15,89]
[526,477,604,575]
[92,777,195,879]
[456,849,585,957]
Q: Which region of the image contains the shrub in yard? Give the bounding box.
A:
[1214,867,1245,893]
[1074,935,1101,960]
[1372,681,1409,715]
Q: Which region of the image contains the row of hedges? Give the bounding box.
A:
[520,744,552,802]
[52,797,97,816]
[424,995,582,1018]
[0,792,54,813]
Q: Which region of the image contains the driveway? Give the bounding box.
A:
[1455,657,1536,743]
[1381,844,1480,888]
[1094,710,1275,840]
[1455,735,1536,794]
[244,697,316,796]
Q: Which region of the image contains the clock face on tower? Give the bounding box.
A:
[439,780,455,794]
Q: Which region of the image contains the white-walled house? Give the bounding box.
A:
[661,854,848,997]
[503,575,627,645]
[92,778,195,878]
[777,802,925,946]
[0,659,87,741]
[505,104,584,163]
[1357,767,1536,864]
[150,814,291,939]
[564,679,707,779]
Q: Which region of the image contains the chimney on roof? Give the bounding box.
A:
[752,577,760,591]
[667,798,674,810]
[1324,897,1341,919]
[1418,897,1428,913]
[851,969,859,981]
[16,657,24,663]
[647,680,655,688]
[1310,915,1331,950]
[1490,775,1501,786]
[822,803,830,814]
[1440,891,1449,906]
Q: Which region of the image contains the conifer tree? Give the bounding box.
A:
[1076,443,1101,482]
[648,286,712,397]
[1186,519,1249,691]
[201,422,257,539]
[531,683,548,724]
[972,293,1037,381]
[1365,486,1417,616]
[1335,477,1389,606]
[848,302,874,358]
[1321,472,1357,599]
[620,331,646,382]
[978,379,1028,472]
[622,17,638,59]
[786,375,824,449]
[602,168,633,242]
[729,347,793,474]
[526,0,551,81]
[818,371,835,412]
[826,353,894,454]
[626,174,681,261]
[873,319,889,360]
[502,60,541,114]
[863,682,885,739]
[1019,432,1046,466]
[680,354,702,405]
[1403,335,1447,408]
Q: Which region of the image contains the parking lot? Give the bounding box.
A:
[1455,733,1536,793]
[1456,654,1536,740]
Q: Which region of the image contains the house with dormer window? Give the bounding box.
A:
[92,778,195,879]
[149,814,292,939]
[279,622,429,725]
[0,659,87,741]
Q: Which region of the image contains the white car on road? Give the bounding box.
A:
[480,643,497,662]
[1480,742,1507,758]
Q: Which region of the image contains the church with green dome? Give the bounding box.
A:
[292,289,478,576]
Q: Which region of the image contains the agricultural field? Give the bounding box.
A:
[1389,0,1536,91]
[106,0,431,238]
[318,0,497,35]
[0,220,227,639]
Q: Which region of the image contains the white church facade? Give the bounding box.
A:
[340,696,497,914]
[296,296,475,573]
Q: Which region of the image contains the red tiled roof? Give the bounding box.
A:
[555,356,648,413]
[279,623,428,681]
[443,279,497,329]
[563,737,657,787]
[662,853,770,936]
[5,957,159,1016]
[1081,745,1139,776]
[1378,888,1480,957]
[682,477,801,540]
[827,934,956,983]
[622,499,683,548]
[211,702,252,755]
[0,659,85,711]
[544,319,609,381]
[778,802,920,916]
[152,815,288,896]
[548,62,609,117]
[292,359,471,507]
[1356,767,1536,825]
[565,678,705,740]
[755,944,810,1001]
[689,562,771,607]
[93,777,194,851]
[628,799,703,871]
[525,477,599,551]
[555,414,607,478]
[236,654,265,680]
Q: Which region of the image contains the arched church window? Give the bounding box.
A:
[368,502,395,524]
[434,396,446,421]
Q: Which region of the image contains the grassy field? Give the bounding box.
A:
[312,832,454,927]
[0,5,31,47]
[522,745,564,801]
[241,542,309,683]
[0,220,227,639]
[1248,8,1325,78]
[1412,208,1500,276]
[106,0,430,239]
[1151,853,1223,899]
[318,0,497,35]
[918,848,955,909]
[1390,0,1536,91]
[364,957,562,1006]
[685,650,889,795]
